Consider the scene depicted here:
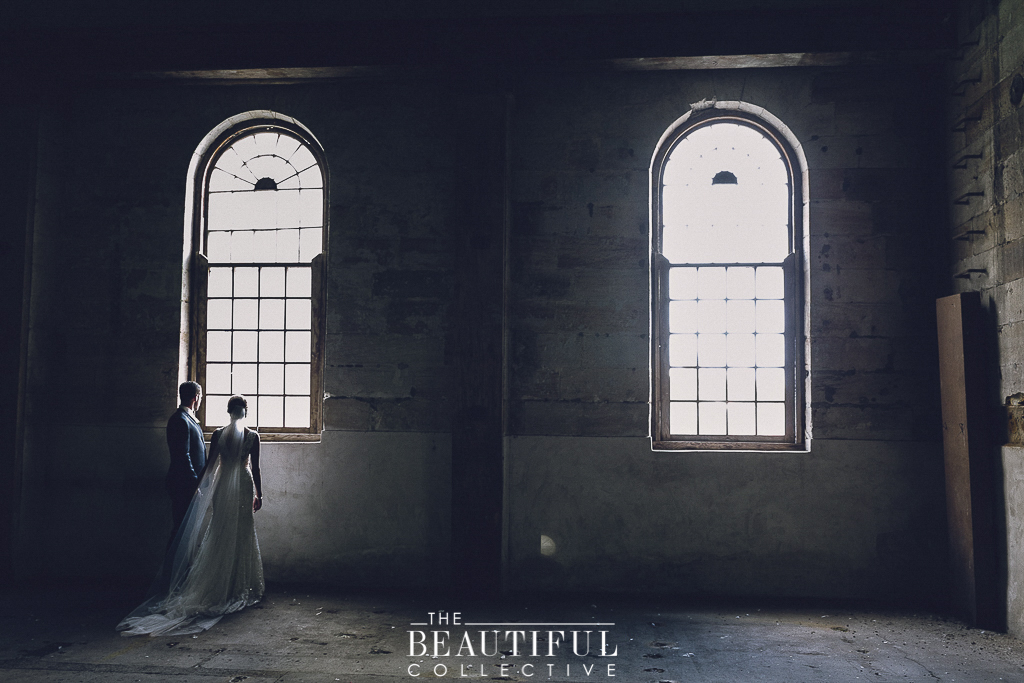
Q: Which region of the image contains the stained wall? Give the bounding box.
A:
[946,0,1024,636]
[8,61,949,601]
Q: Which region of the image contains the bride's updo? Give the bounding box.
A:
[227,395,248,419]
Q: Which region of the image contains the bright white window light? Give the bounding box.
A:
[662,121,791,439]
[204,130,323,430]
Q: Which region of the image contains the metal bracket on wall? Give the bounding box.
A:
[954,268,988,279]
[954,229,986,241]
[952,115,982,132]
[952,153,983,169]
[951,39,980,61]
[954,192,985,205]
[951,73,983,97]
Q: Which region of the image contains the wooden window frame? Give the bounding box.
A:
[189,119,328,442]
[651,110,806,451]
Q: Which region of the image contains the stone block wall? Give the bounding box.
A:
[7,60,950,601]
[505,65,948,600]
[949,0,1024,637]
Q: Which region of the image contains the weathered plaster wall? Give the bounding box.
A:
[13,61,948,600]
[506,66,948,601]
[948,0,1024,637]
[15,82,464,585]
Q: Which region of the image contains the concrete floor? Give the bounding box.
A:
[2,584,1024,682]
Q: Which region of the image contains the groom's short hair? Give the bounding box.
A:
[179,381,202,405]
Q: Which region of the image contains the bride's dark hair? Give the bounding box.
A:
[227,395,248,417]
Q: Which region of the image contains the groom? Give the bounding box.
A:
[166,381,206,539]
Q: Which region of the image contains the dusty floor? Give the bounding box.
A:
[2,583,1024,682]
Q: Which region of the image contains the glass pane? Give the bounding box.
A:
[727,267,755,299]
[233,299,258,330]
[756,333,786,367]
[286,299,312,330]
[758,402,786,436]
[669,300,697,333]
[297,164,323,189]
[208,267,233,297]
[259,363,284,394]
[726,333,755,367]
[669,267,697,300]
[229,230,257,263]
[697,333,727,367]
[259,331,285,362]
[209,167,251,192]
[285,363,311,395]
[287,267,312,297]
[668,334,697,367]
[233,331,258,362]
[299,227,323,262]
[207,231,230,262]
[214,147,251,180]
[285,396,311,428]
[757,367,786,402]
[247,155,290,183]
[756,267,785,299]
[205,395,229,428]
[276,135,301,162]
[726,300,755,334]
[698,402,727,435]
[661,122,790,265]
[277,229,300,262]
[232,363,258,394]
[261,267,286,297]
[696,267,727,299]
[697,368,726,401]
[245,396,259,426]
[670,402,697,435]
[727,367,755,401]
[697,299,727,333]
[234,268,259,297]
[290,145,316,175]
[669,367,697,401]
[208,299,232,329]
[728,402,756,435]
[206,363,231,395]
[285,331,312,363]
[257,395,283,428]
[207,331,231,362]
[260,299,285,330]
[298,189,324,227]
[756,299,785,333]
[253,230,277,261]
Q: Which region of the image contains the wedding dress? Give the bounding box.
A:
[118,421,264,636]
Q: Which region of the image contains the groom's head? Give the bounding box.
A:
[179,381,203,410]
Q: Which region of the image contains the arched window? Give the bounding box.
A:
[190,117,327,439]
[652,109,806,450]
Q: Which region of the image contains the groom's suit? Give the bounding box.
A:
[166,407,207,537]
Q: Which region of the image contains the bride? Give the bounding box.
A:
[119,394,264,636]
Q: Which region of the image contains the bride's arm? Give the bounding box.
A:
[251,433,263,512]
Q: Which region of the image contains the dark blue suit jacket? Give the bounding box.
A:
[166,407,207,489]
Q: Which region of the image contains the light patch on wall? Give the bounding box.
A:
[540,535,557,556]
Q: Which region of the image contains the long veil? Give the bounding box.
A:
[118,422,260,636]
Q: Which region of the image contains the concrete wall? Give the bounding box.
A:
[10,62,949,601]
[505,66,948,601]
[948,0,1024,636]
[14,82,465,585]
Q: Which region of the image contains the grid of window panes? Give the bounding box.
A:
[203,129,322,429]
[659,119,794,440]
[667,264,786,436]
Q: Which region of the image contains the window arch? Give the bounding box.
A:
[189,115,327,440]
[652,108,806,450]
